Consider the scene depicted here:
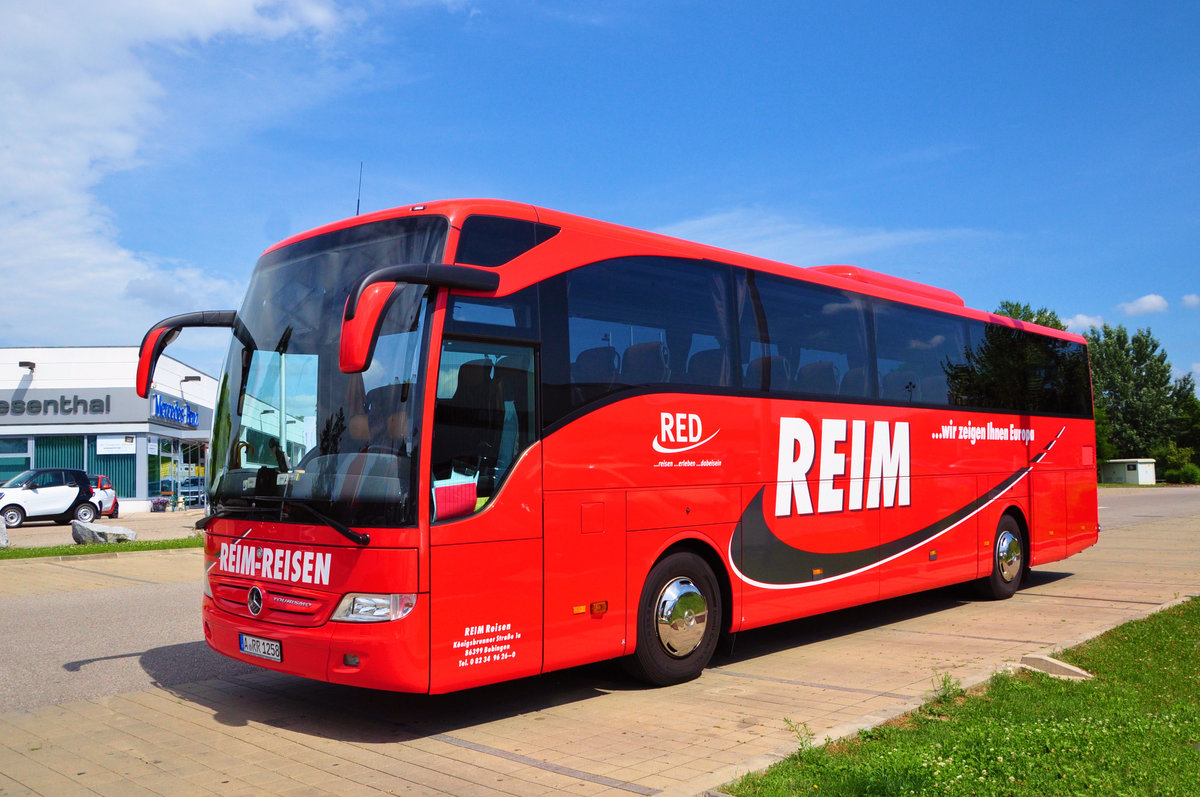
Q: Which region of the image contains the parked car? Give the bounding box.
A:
[179,476,206,506]
[89,474,119,519]
[0,468,96,528]
[148,477,177,496]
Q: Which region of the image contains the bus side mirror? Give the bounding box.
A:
[339,281,398,374]
[137,310,238,398]
[339,263,500,374]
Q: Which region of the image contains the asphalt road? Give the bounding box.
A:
[0,577,254,714]
[1095,484,1200,529]
[1,486,1195,716]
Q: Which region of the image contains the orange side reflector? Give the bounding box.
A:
[572,605,587,615]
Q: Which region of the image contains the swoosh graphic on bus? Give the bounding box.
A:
[728,426,1065,590]
[652,429,720,454]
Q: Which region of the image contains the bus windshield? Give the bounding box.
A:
[208,216,447,529]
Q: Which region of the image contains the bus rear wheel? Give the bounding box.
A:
[626,552,722,686]
[978,514,1025,600]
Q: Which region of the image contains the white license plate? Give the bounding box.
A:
[239,633,282,662]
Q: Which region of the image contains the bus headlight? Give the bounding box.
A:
[331,593,417,622]
[203,559,215,598]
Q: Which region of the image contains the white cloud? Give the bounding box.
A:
[654,208,980,266]
[1065,313,1104,332]
[1117,294,1168,316]
[1183,294,1200,308]
[0,1,344,350]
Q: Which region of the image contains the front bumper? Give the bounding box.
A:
[202,595,430,692]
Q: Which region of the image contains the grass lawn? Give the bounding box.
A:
[726,597,1200,796]
[0,536,203,560]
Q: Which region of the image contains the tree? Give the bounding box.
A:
[1092,403,1118,462]
[994,301,1067,331]
[1169,373,1200,454]
[1085,324,1176,458]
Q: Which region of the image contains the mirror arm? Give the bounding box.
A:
[339,263,499,374]
[137,310,237,398]
[343,263,499,322]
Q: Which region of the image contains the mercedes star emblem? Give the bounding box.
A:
[248,586,263,616]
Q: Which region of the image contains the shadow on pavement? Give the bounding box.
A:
[712,583,970,666]
[65,641,258,685]
[128,570,1078,742]
[134,640,619,741]
[1022,569,1075,588]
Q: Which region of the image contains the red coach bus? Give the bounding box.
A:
[137,199,1098,693]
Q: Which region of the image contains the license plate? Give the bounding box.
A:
[239,633,282,662]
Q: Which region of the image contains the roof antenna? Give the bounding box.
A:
[355,161,364,215]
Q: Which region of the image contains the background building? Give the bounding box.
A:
[1,348,217,512]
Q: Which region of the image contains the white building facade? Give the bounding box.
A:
[1,348,217,513]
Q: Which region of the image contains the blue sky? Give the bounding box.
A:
[2,1,1197,386]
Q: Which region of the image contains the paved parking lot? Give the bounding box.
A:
[0,489,1197,795]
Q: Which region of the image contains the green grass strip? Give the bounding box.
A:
[727,597,1200,796]
[0,535,203,560]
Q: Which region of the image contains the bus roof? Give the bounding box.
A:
[263,198,1086,345]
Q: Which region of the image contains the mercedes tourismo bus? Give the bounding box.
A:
[137,199,1099,693]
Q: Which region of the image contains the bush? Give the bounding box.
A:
[1164,463,1200,484]
[1150,441,1195,472]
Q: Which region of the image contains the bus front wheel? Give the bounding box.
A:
[627,552,722,686]
[978,514,1025,600]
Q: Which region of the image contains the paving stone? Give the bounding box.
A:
[0,493,1196,795]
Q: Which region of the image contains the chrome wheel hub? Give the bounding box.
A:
[655,577,708,657]
[996,529,1022,583]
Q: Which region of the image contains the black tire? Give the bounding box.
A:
[2,505,24,529]
[977,514,1025,600]
[626,552,722,686]
[74,502,97,524]
[111,501,119,519]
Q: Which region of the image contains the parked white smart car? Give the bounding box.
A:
[0,468,97,527]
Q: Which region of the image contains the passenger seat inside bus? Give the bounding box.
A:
[745,355,791,391]
[793,361,839,396]
[432,359,495,481]
[571,345,619,403]
[686,348,729,386]
[490,354,531,485]
[364,383,411,454]
[621,342,671,384]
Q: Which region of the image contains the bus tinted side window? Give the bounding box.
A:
[741,271,871,398]
[952,320,1093,417]
[455,215,561,268]
[1036,336,1092,416]
[872,300,969,406]
[548,257,734,417]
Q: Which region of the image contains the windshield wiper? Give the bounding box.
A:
[195,502,279,530]
[251,495,371,546]
[197,496,370,546]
